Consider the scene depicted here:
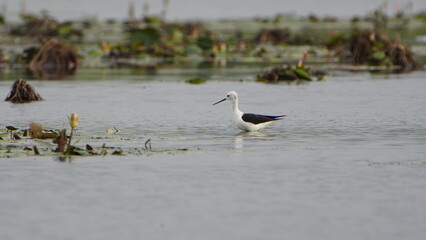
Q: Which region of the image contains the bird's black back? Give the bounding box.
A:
[242,113,286,125]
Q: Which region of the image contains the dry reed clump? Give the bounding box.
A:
[332,29,422,71]
[29,38,79,79]
[385,42,421,71]
[4,79,44,103]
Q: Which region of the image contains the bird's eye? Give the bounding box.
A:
[227,95,230,97]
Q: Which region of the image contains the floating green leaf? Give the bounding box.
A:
[6,126,18,131]
[186,77,206,84]
[294,68,312,81]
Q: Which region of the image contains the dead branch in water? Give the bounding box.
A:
[53,129,67,153]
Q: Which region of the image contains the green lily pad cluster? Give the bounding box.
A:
[10,14,83,41]
[257,61,325,83]
[186,77,206,84]
[105,21,225,63]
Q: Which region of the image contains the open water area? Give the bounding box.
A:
[1,67,426,239]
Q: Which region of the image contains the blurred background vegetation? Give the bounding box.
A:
[0,1,425,80]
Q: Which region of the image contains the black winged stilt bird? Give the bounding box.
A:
[213,91,286,132]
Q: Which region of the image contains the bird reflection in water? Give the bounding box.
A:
[233,131,272,151]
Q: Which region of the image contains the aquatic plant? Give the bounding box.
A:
[4,79,44,103]
[186,77,206,84]
[257,60,325,83]
[181,22,205,40]
[414,12,426,22]
[53,129,67,152]
[129,27,161,48]
[28,38,79,79]
[105,20,215,64]
[5,126,19,140]
[28,123,57,139]
[10,14,58,38]
[10,14,83,42]
[67,113,79,150]
[328,29,422,72]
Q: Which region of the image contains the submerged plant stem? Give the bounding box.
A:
[67,128,74,150]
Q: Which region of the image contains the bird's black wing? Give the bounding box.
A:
[242,113,286,125]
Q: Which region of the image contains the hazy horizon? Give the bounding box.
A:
[2,0,426,21]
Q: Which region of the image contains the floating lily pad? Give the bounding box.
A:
[186,77,206,84]
[257,63,323,83]
[294,68,312,81]
[5,126,18,131]
[64,146,87,156]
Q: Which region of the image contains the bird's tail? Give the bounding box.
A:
[272,115,286,120]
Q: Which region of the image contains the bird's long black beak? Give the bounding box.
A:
[213,98,226,105]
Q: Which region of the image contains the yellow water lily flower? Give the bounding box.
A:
[68,113,80,129]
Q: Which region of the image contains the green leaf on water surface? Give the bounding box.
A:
[186,77,206,84]
[64,146,88,156]
[294,68,312,81]
[6,126,18,131]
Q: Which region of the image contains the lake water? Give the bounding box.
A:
[1,67,426,240]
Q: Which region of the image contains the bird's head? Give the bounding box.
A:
[213,91,238,105]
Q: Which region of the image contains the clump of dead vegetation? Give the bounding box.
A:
[29,38,79,79]
[328,29,422,72]
[4,79,44,103]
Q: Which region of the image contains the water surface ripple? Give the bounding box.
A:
[1,70,426,240]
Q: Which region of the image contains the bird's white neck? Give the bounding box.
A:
[231,99,241,114]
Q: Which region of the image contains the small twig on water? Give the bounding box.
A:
[53,129,67,152]
[67,128,74,150]
[145,139,152,150]
[33,146,40,155]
